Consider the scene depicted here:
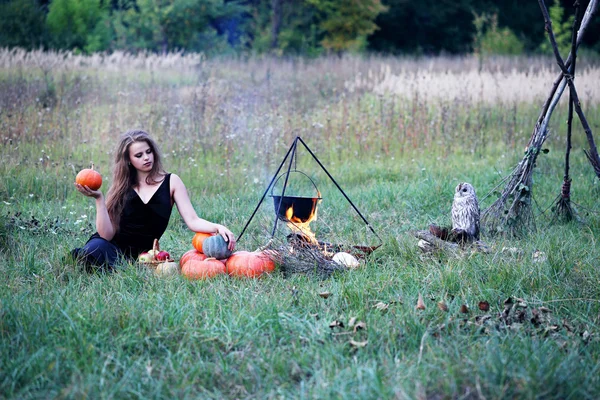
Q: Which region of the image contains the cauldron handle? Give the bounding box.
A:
[270,170,321,199]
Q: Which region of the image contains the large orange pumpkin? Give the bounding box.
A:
[192,232,214,253]
[179,249,207,268]
[75,164,102,190]
[225,251,276,278]
[182,258,226,280]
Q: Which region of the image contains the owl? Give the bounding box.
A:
[451,182,480,242]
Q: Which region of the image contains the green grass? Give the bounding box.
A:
[1,53,600,399]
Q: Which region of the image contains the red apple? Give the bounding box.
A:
[156,250,171,261]
[138,252,153,262]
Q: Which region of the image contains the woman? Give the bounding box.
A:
[72,129,236,270]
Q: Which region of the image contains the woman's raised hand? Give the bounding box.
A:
[74,183,103,200]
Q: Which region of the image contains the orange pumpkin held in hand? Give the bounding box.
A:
[192,232,214,253]
[76,164,102,190]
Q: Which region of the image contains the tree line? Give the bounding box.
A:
[1,0,598,56]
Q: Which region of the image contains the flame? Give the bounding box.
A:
[285,204,318,244]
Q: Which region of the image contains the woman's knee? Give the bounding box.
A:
[75,237,121,268]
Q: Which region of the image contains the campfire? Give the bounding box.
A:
[285,204,318,245]
[237,136,382,276]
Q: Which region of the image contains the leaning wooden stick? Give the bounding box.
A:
[552,0,580,221]
[538,0,600,178]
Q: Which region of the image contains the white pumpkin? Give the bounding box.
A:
[155,261,179,276]
[332,252,360,269]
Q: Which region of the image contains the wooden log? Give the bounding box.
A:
[412,230,491,254]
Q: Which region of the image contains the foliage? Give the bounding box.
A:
[246,0,386,56]
[112,0,244,54]
[539,0,575,57]
[306,0,387,53]
[368,0,488,54]
[246,0,322,56]
[46,0,109,52]
[44,0,248,54]
[473,13,524,56]
[0,0,48,50]
[1,0,599,56]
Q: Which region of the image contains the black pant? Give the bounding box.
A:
[71,235,123,270]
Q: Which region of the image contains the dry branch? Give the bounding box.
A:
[265,237,346,278]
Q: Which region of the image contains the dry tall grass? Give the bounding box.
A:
[1,49,599,189]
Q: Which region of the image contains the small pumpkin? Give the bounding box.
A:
[155,261,179,276]
[182,257,226,280]
[225,251,276,278]
[202,235,232,260]
[75,164,102,190]
[192,232,214,253]
[179,249,207,268]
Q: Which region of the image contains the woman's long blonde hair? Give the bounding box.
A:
[105,130,165,232]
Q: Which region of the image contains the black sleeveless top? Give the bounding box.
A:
[111,174,173,257]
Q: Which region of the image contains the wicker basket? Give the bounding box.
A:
[138,238,175,270]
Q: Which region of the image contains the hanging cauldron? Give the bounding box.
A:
[270,171,322,223]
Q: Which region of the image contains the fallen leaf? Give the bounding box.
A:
[437,301,449,312]
[501,305,511,320]
[291,362,303,379]
[478,301,490,311]
[299,336,310,344]
[353,321,366,332]
[539,306,551,313]
[348,317,357,328]
[460,304,469,314]
[582,331,591,343]
[515,309,527,323]
[329,320,344,329]
[146,360,153,376]
[501,246,522,255]
[516,301,528,308]
[544,325,560,335]
[318,291,332,299]
[416,293,426,310]
[349,340,368,348]
[562,320,574,333]
[532,250,547,263]
[373,302,389,311]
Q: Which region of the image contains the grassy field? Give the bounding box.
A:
[1,49,600,399]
